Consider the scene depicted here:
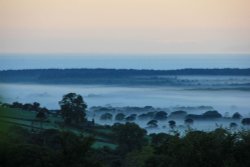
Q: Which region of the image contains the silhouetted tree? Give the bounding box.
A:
[12,101,23,108]
[230,122,238,128]
[115,113,125,121]
[36,110,47,129]
[185,118,194,125]
[147,120,158,128]
[100,113,113,120]
[242,118,250,125]
[232,112,242,119]
[202,110,222,119]
[125,114,137,122]
[168,120,176,129]
[138,112,155,120]
[154,111,167,120]
[59,93,87,124]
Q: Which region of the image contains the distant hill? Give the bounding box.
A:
[0,68,250,86]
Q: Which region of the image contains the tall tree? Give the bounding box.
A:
[147,120,158,128]
[59,93,87,124]
[36,110,47,129]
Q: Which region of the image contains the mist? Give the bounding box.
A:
[1,74,250,133]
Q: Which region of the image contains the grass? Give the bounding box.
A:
[0,107,35,119]
[0,106,116,149]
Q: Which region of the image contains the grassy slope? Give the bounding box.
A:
[0,106,116,149]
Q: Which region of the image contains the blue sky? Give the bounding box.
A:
[1,54,249,70]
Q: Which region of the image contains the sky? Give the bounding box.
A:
[0,0,250,54]
[0,54,250,70]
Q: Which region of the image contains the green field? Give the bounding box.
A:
[0,106,116,149]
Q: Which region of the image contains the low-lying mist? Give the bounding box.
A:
[1,75,250,133]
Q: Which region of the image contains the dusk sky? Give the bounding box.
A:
[0,0,249,54]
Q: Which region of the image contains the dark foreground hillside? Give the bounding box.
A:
[0,106,250,167]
